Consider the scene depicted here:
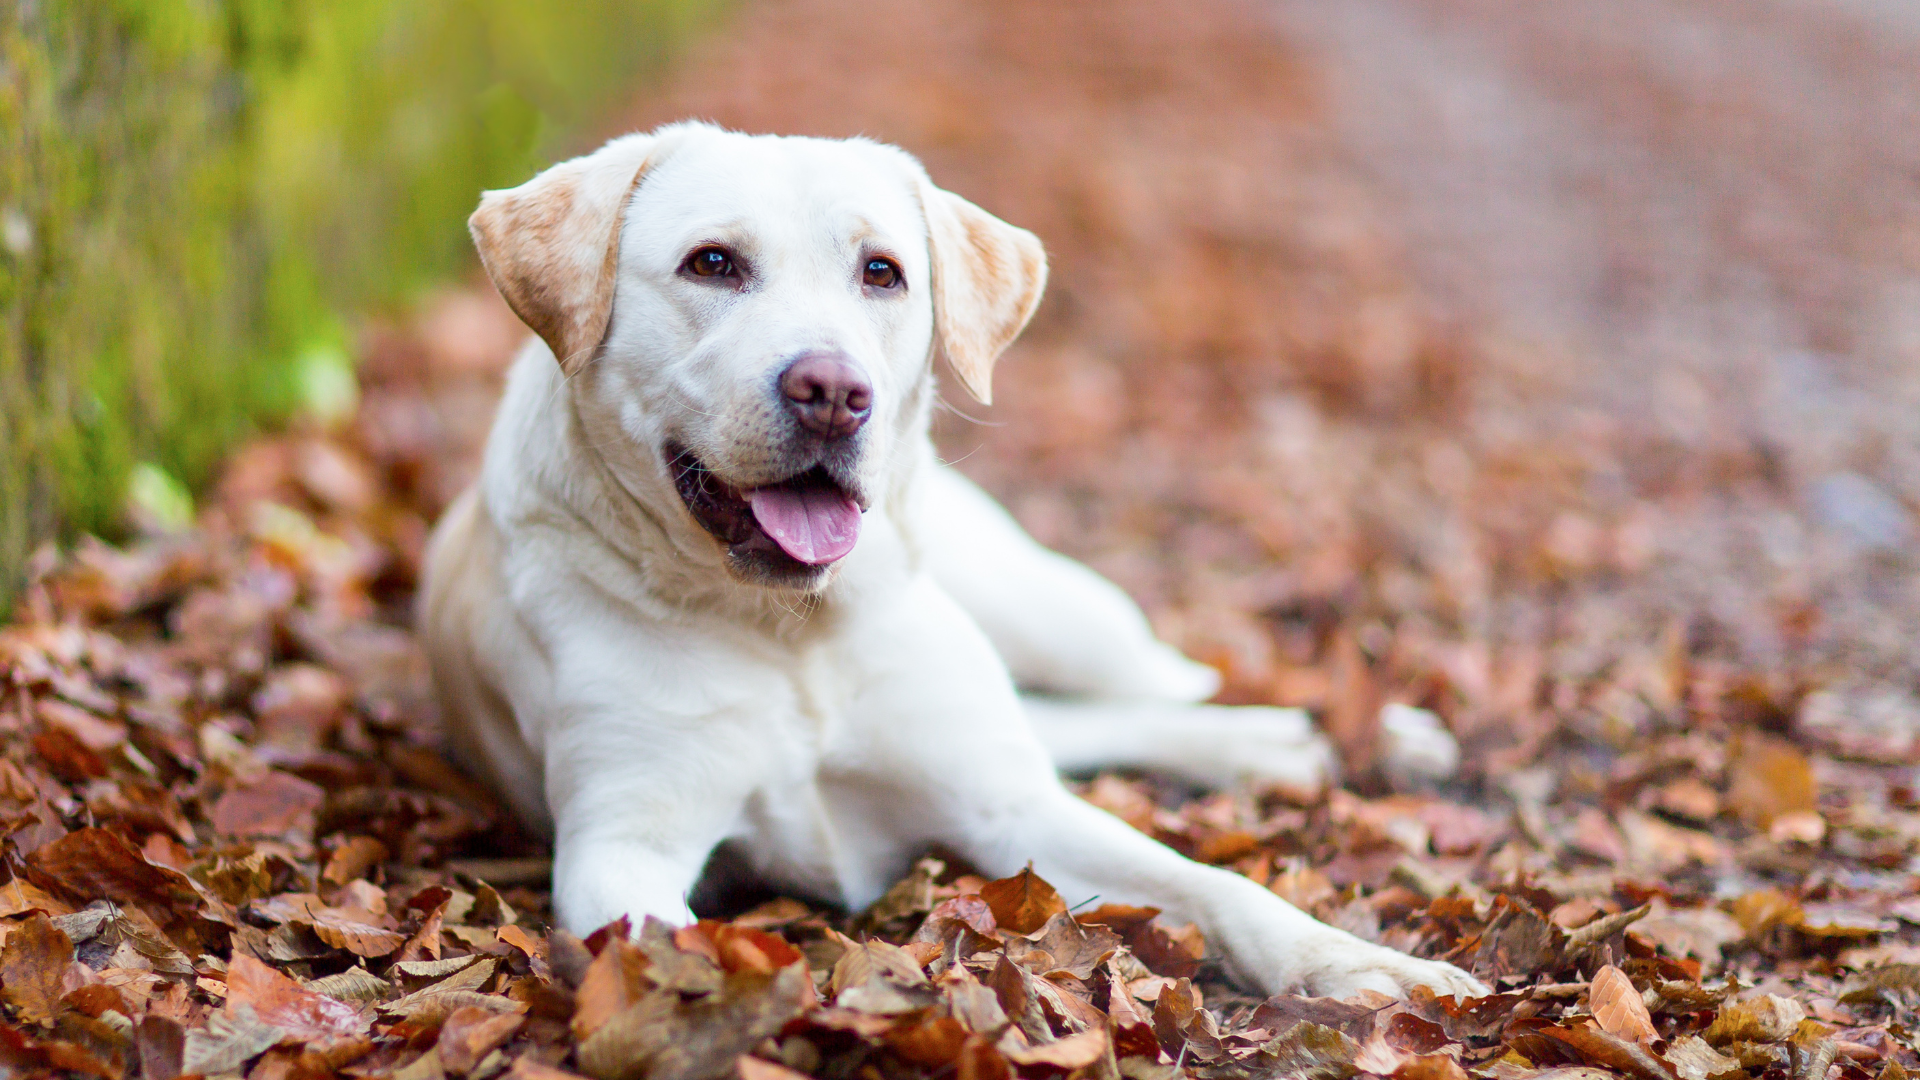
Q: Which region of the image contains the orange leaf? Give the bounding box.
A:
[570,936,650,1042]
[437,1004,525,1074]
[224,954,369,1044]
[1,912,73,1024]
[978,866,1066,935]
[1589,965,1658,1045]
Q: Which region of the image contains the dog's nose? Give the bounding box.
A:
[779,352,872,440]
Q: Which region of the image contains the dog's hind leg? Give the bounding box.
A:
[1022,697,1337,794]
[917,463,1219,702]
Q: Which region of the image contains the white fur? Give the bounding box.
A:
[421,123,1484,998]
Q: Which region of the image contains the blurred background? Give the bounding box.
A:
[7,0,1920,777]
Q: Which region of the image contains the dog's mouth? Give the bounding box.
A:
[668,447,867,573]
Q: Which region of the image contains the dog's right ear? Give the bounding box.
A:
[469,132,665,374]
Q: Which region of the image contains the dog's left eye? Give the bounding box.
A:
[683,246,737,279]
[863,258,902,290]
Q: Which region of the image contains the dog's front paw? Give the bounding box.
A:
[1301,941,1488,1000]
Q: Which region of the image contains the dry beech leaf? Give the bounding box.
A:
[1590,965,1658,1044]
[572,937,652,1041]
[1004,1026,1110,1069]
[1252,995,1384,1043]
[576,966,811,1080]
[224,953,369,1044]
[1261,1020,1361,1080]
[1705,995,1807,1045]
[1666,1034,1741,1080]
[181,1003,287,1076]
[323,836,391,885]
[978,866,1066,935]
[436,1005,525,1074]
[1,911,74,1024]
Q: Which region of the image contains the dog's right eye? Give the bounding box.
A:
[683,246,737,279]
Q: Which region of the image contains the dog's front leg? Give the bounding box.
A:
[541,705,764,937]
[975,787,1486,998]
[838,578,1485,999]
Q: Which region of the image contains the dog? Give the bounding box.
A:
[420,121,1484,999]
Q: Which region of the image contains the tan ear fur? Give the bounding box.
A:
[921,185,1048,405]
[468,132,665,373]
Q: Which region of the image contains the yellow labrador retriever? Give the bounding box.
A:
[420,121,1483,998]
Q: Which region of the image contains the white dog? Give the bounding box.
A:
[420,121,1483,998]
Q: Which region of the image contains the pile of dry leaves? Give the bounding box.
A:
[0,316,1915,1080]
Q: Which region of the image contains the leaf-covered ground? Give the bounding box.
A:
[7,0,1920,1077]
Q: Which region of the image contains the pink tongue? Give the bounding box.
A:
[747,485,862,565]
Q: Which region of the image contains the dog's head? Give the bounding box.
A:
[468,122,1046,589]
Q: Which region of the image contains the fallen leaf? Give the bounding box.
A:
[181,1004,287,1076]
[323,836,391,885]
[225,953,370,1044]
[1726,735,1816,829]
[978,867,1066,935]
[208,770,327,838]
[1665,1034,1741,1080]
[1705,995,1807,1045]
[576,966,811,1080]
[1590,965,1658,1044]
[1,912,74,1024]
[436,1005,525,1074]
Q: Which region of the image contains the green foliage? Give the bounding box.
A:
[0,0,717,609]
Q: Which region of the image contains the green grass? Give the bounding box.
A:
[0,0,719,611]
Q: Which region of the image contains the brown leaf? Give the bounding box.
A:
[208,770,327,838]
[1003,1026,1110,1069]
[910,895,997,955]
[1383,1012,1452,1054]
[181,1003,288,1076]
[255,894,407,958]
[1531,1019,1674,1080]
[1470,894,1566,977]
[1406,987,1531,1042]
[1590,965,1658,1045]
[1251,995,1385,1042]
[2,911,75,1024]
[437,1005,525,1074]
[1008,911,1121,979]
[1078,903,1204,978]
[1259,1020,1362,1080]
[575,966,812,1080]
[399,897,449,962]
[24,827,200,911]
[699,922,804,976]
[572,937,652,1042]
[1726,734,1816,829]
[1704,994,1807,1046]
[322,836,390,885]
[135,1015,185,1080]
[886,1014,971,1067]
[1632,906,1745,966]
[225,953,370,1044]
[978,866,1066,935]
[1665,1034,1741,1080]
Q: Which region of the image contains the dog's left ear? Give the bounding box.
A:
[920,185,1048,405]
[469,132,669,374]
